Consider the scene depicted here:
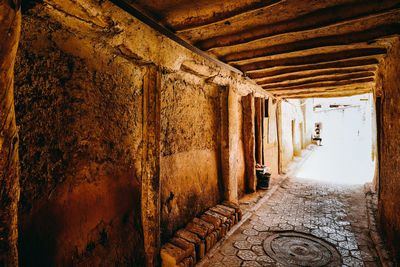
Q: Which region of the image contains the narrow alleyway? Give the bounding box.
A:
[199,100,384,266]
[201,178,382,267]
[295,98,375,185]
[2,1,400,266]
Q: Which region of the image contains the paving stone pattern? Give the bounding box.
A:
[201,178,385,267]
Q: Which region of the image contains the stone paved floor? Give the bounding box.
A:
[200,178,384,267]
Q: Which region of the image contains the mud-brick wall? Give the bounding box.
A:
[302,99,315,147]
[14,13,145,267]
[376,37,400,264]
[264,99,279,177]
[11,0,269,265]
[229,90,246,198]
[279,100,305,170]
[160,75,222,242]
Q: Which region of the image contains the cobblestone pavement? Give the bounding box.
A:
[200,178,385,267]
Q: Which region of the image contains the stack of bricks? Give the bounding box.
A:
[161,201,242,267]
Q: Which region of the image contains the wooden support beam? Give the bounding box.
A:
[260,71,375,89]
[236,48,386,72]
[219,86,239,203]
[177,0,386,44]
[166,0,281,31]
[196,0,400,49]
[264,77,375,91]
[219,23,399,62]
[254,66,376,84]
[282,89,372,99]
[142,65,161,267]
[0,1,21,266]
[242,94,256,193]
[271,84,372,96]
[246,58,379,79]
[255,98,263,164]
[234,43,386,64]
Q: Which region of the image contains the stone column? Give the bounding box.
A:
[0,1,21,266]
[141,65,161,267]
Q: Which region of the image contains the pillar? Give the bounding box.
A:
[219,86,239,203]
[242,94,256,192]
[0,1,21,266]
[254,98,263,164]
[141,65,161,267]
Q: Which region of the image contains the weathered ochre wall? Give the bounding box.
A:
[12,0,270,265]
[264,99,279,177]
[160,74,221,242]
[229,90,246,198]
[371,97,379,191]
[15,11,145,266]
[279,100,305,170]
[302,99,315,147]
[376,36,400,264]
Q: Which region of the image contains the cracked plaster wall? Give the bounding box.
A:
[160,74,222,243]
[12,0,267,265]
[280,100,307,170]
[15,10,145,266]
[263,99,279,177]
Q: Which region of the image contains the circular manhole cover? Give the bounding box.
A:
[263,231,342,266]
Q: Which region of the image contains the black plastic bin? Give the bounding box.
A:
[256,168,271,189]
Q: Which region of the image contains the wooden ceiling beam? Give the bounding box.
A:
[254,66,376,84]
[221,23,399,62]
[177,0,361,44]
[237,48,385,72]
[263,77,375,91]
[270,84,372,97]
[230,43,387,64]
[272,85,371,95]
[259,71,375,88]
[165,0,281,31]
[246,58,379,79]
[196,0,400,50]
[281,89,372,99]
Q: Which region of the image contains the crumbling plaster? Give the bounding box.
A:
[279,100,307,170]
[13,0,270,265]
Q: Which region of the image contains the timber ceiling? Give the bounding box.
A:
[121,0,400,98]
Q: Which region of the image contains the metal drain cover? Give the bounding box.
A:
[263,231,341,266]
